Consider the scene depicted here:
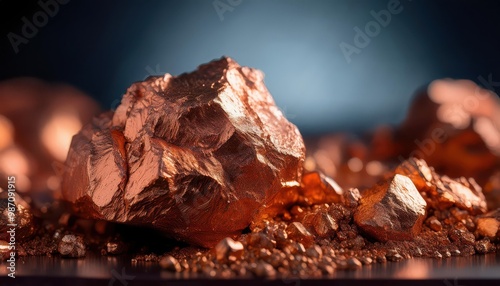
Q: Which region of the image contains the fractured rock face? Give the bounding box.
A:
[394,158,487,214]
[354,174,427,242]
[61,57,305,247]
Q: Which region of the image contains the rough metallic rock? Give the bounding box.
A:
[215,237,244,261]
[311,212,338,238]
[394,158,487,214]
[476,209,500,239]
[343,187,361,208]
[159,255,181,272]
[354,174,427,241]
[286,222,314,247]
[61,57,305,247]
[428,218,442,232]
[58,234,86,258]
[247,232,275,250]
[475,239,495,253]
[477,217,499,238]
[300,172,343,205]
[0,190,37,241]
[448,228,475,246]
[106,241,126,255]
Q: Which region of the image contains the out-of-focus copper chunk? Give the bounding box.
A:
[476,209,500,239]
[254,171,343,225]
[305,134,381,189]
[382,79,500,185]
[300,172,343,205]
[354,174,427,241]
[484,171,500,210]
[0,189,37,241]
[61,57,305,247]
[215,237,244,261]
[0,78,100,195]
[394,158,487,214]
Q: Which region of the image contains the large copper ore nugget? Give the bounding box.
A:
[62,57,305,247]
[354,174,427,241]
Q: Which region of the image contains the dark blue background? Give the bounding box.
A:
[1,0,499,134]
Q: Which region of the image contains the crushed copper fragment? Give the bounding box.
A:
[394,158,487,214]
[354,174,427,241]
[57,234,86,258]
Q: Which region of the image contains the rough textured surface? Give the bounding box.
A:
[253,171,344,225]
[394,158,487,214]
[57,234,86,258]
[61,57,305,247]
[354,174,427,241]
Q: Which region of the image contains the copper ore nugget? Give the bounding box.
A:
[395,158,487,214]
[476,209,500,239]
[61,57,305,247]
[0,190,37,241]
[354,174,427,241]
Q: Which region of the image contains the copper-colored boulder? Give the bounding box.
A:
[354,174,427,241]
[61,57,305,247]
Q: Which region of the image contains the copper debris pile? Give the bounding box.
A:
[1,58,500,278]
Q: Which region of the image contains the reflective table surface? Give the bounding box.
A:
[2,252,500,285]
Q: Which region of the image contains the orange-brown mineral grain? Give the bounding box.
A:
[61,57,305,247]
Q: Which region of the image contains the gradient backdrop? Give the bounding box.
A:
[1,0,500,135]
